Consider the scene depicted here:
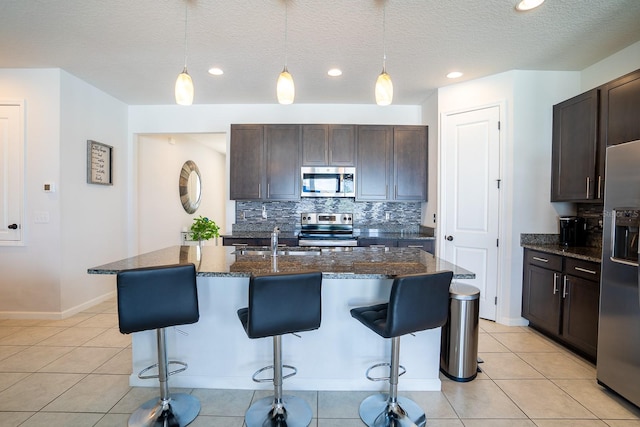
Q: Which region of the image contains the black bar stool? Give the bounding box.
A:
[117,263,200,427]
[237,271,323,427]
[350,271,453,427]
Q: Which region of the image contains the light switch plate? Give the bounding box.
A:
[34,211,50,224]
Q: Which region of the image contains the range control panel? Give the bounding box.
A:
[300,213,353,225]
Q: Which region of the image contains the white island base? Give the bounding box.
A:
[129,276,443,392]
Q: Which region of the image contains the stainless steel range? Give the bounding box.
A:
[298,212,358,247]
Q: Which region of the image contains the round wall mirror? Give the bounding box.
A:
[179,160,202,214]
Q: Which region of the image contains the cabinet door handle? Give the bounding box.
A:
[563,276,568,299]
[370,244,387,248]
[597,175,602,199]
[553,273,559,295]
[232,243,248,247]
[586,176,591,199]
[267,183,270,198]
[574,266,597,275]
[532,256,549,263]
[258,184,261,198]
[407,245,423,248]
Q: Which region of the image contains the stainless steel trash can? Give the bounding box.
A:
[440,282,480,382]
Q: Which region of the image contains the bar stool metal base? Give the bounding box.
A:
[245,395,313,427]
[358,394,426,427]
[128,393,200,427]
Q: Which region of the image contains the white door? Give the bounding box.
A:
[441,106,501,320]
[0,103,23,243]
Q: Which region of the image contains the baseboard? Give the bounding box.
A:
[0,291,116,320]
[494,316,529,327]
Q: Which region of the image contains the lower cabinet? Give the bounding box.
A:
[222,237,298,247]
[522,248,600,360]
[358,238,434,254]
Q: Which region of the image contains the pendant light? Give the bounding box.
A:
[175,1,194,105]
[277,1,295,104]
[375,3,393,106]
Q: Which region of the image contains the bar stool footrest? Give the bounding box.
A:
[365,362,406,382]
[137,360,188,380]
[251,364,297,383]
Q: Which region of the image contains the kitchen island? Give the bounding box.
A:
[89,245,474,391]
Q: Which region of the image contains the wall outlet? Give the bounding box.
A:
[262,205,267,219]
[385,212,391,221]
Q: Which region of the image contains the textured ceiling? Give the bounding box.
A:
[1,0,639,105]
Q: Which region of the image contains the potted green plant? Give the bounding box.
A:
[190,216,220,247]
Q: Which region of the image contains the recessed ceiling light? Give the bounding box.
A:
[208,67,224,76]
[447,71,463,79]
[515,0,545,11]
[328,68,342,77]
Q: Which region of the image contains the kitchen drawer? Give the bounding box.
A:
[565,257,601,281]
[525,250,563,271]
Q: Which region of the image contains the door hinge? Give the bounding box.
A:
[496,179,501,189]
[494,296,498,305]
[498,121,501,130]
[496,238,499,247]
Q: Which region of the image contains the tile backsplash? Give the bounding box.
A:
[232,200,422,233]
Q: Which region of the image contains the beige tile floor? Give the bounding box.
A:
[1,299,639,426]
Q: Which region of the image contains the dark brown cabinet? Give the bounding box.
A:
[229,124,264,200]
[551,89,602,202]
[356,126,393,200]
[397,238,434,254]
[357,237,397,248]
[230,124,300,200]
[600,68,640,147]
[522,249,600,360]
[356,125,428,201]
[302,124,356,166]
[265,125,301,200]
[223,237,298,247]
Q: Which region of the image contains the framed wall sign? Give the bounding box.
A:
[87,140,113,185]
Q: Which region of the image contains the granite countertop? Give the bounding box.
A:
[221,231,436,241]
[88,245,474,280]
[520,233,602,263]
[521,243,602,263]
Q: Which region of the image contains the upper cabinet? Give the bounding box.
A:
[230,123,427,201]
[600,69,640,147]
[230,124,264,200]
[356,125,428,201]
[551,89,601,202]
[302,124,356,166]
[551,68,640,203]
[230,124,300,201]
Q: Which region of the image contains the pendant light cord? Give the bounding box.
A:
[284,1,289,68]
[382,3,387,72]
[183,2,189,69]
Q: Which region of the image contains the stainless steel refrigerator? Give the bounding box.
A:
[598,139,640,408]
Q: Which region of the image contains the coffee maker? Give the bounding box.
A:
[559,216,587,246]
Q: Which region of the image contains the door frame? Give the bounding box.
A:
[0,100,25,246]
[438,101,506,322]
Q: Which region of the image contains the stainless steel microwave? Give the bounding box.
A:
[301,166,355,198]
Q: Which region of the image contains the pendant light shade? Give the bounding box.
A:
[175,67,194,105]
[375,69,393,106]
[277,66,295,105]
[375,4,392,106]
[277,2,294,104]
[175,2,194,105]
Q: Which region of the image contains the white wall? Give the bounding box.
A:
[438,70,580,325]
[421,91,438,230]
[0,69,62,314]
[0,69,129,317]
[137,134,226,253]
[128,104,426,245]
[59,70,129,313]
[581,40,640,91]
